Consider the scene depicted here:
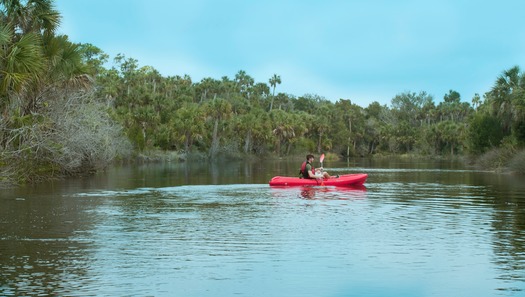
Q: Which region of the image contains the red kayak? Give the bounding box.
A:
[269,173,368,187]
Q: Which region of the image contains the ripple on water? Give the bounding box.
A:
[2,181,525,297]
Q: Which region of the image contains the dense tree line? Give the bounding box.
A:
[2,0,525,186]
[93,50,525,160]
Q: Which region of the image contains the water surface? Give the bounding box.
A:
[1,159,524,296]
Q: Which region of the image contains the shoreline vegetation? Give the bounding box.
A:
[136,149,525,174]
[1,0,525,188]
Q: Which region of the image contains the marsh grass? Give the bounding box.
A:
[474,147,525,173]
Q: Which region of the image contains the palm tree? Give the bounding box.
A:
[487,66,523,134]
[234,70,254,98]
[1,0,87,114]
[204,98,232,156]
[173,103,205,152]
[268,74,281,111]
[271,110,295,156]
[471,93,481,111]
[0,0,61,36]
[249,109,272,154]
[195,77,220,103]
[251,82,270,108]
[0,24,44,100]
[34,34,89,103]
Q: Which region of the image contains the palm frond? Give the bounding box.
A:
[0,22,13,46]
[8,32,44,73]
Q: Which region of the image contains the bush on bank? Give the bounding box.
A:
[473,147,525,174]
[0,91,132,188]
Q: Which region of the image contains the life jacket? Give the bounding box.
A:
[299,161,315,178]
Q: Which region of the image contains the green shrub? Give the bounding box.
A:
[475,147,515,171]
[508,150,525,174]
[468,113,504,154]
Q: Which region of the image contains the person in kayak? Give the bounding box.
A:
[300,154,333,179]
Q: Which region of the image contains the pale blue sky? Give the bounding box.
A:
[55,0,525,107]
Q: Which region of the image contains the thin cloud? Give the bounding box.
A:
[55,0,525,106]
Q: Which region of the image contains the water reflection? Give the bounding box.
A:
[270,185,367,200]
[489,186,525,289]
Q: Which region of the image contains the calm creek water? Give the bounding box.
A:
[1,159,525,297]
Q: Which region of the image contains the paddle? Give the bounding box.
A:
[319,153,325,185]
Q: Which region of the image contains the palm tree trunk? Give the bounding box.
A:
[185,132,191,152]
[269,87,276,111]
[211,118,219,155]
[317,133,322,153]
[244,129,251,154]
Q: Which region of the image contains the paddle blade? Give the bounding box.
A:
[320,153,325,164]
